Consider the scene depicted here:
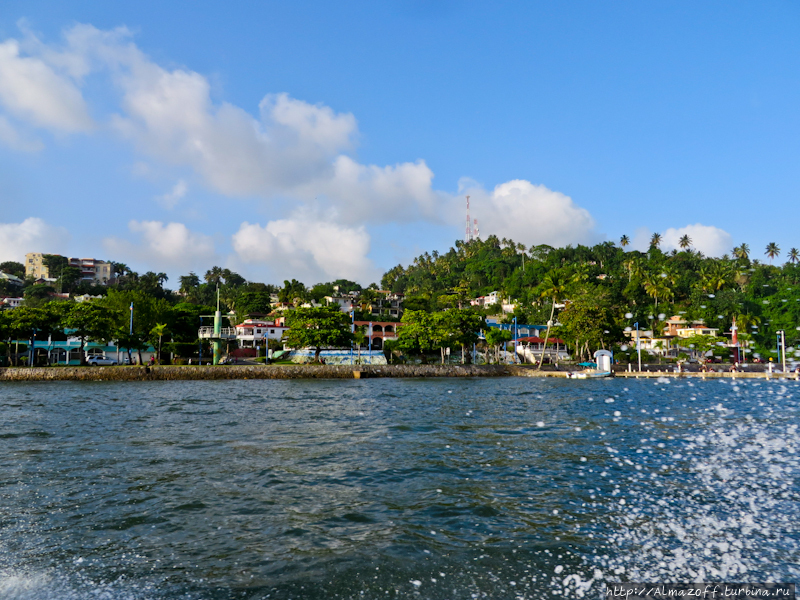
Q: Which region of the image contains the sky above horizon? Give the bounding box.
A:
[1,1,799,287]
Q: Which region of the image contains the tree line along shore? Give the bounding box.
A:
[1,235,798,367]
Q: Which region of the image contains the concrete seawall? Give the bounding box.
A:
[0,364,511,382]
[1,364,795,382]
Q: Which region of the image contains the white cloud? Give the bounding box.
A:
[629,224,732,257]
[0,38,92,132]
[0,217,70,263]
[103,220,215,270]
[232,217,378,283]
[458,179,600,247]
[629,227,653,253]
[0,115,43,151]
[156,179,187,209]
[40,24,439,222]
[661,224,732,257]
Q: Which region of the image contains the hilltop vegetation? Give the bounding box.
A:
[382,235,800,361]
[2,235,800,363]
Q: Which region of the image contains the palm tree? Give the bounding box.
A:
[179,272,200,295]
[788,248,799,264]
[650,232,662,249]
[151,323,167,365]
[733,243,750,261]
[205,266,224,286]
[679,234,692,251]
[536,271,568,370]
[765,243,780,263]
[517,243,527,272]
[623,256,643,282]
[619,235,630,249]
[642,272,673,307]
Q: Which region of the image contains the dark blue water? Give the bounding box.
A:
[0,377,797,599]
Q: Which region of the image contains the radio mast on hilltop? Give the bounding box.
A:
[473,218,479,240]
[465,196,472,243]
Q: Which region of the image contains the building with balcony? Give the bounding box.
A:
[354,320,401,350]
[25,253,113,285]
[233,319,289,348]
[368,291,404,319]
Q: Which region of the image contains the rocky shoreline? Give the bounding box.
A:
[0,364,795,381]
[0,364,511,381]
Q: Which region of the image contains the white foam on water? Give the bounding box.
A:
[592,384,800,583]
[0,569,163,600]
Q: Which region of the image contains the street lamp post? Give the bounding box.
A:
[127,302,134,365]
[513,316,518,364]
[350,310,355,364]
[635,321,642,372]
[778,330,786,372]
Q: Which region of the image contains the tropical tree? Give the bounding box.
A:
[100,289,172,365]
[557,287,620,360]
[788,248,799,264]
[437,308,483,364]
[205,266,224,287]
[8,305,62,366]
[395,310,437,361]
[62,302,117,365]
[679,235,692,251]
[650,233,662,249]
[283,305,353,363]
[536,271,568,369]
[278,279,307,305]
[150,323,168,364]
[0,261,25,278]
[733,244,750,262]
[765,243,780,263]
[353,326,366,362]
[642,272,673,307]
[484,327,513,364]
[179,272,201,295]
[619,235,630,249]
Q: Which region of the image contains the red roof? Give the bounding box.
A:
[516,336,566,344]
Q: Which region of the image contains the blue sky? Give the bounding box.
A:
[1,1,799,286]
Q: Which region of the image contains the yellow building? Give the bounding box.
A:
[25,253,113,285]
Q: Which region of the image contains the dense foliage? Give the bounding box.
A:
[381,235,800,361]
[3,235,800,364]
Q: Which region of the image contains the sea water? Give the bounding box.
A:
[0,377,797,599]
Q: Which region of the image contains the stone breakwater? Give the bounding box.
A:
[2,365,792,381]
[0,364,511,381]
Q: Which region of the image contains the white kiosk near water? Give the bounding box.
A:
[567,349,614,379]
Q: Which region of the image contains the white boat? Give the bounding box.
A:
[567,368,612,379]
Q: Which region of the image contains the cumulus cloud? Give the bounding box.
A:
[156,179,187,209]
[661,224,733,257]
[103,220,215,270]
[0,217,70,262]
[26,23,440,222]
[232,216,379,283]
[0,38,92,132]
[457,179,600,247]
[0,115,43,151]
[629,224,732,257]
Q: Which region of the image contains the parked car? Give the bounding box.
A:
[87,356,118,366]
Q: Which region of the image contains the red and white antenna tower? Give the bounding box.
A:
[465,196,472,243]
[473,218,479,240]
